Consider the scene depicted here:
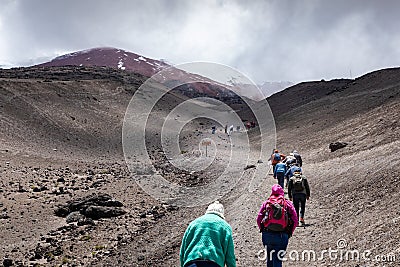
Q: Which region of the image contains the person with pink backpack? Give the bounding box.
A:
[257,184,298,267]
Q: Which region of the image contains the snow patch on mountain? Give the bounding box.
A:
[117,59,125,70]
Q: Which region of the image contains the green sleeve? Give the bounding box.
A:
[180,229,188,267]
[225,232,237,267]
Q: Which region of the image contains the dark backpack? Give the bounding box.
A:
[293,153,302,165]
[262,195,288,231]
[293,174,305,192]
[273,153,281,161]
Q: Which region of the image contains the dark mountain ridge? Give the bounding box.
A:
[267,67,400,118]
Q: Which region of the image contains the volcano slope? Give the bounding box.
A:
[270,69,400,266]
[0,66,399,266]
[94,67,400,267]
[0,66,257,266]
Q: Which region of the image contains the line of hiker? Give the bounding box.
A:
[179,149,310,267]
[272,150,303,189]
[264,148,310,266]
[211,122,257,135]
[271,149,309,224]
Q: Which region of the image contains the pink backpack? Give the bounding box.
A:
[262,195,288,231]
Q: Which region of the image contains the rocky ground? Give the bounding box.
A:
[0,66,399,266]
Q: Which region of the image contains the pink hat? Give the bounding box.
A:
[270,184,284,196]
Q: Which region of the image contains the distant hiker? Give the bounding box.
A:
[228,125,234,136]
[180,201,236,267]
[246,122,251,130]
[225,124,228,134]
[236,125,240,132]
[288,171,310,226]
[211,126,216,134]
[257,184,298,267]
[273,160,287,189]
[292,150,303,167]
[271,150,286,173]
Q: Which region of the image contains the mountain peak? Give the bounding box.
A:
[37,47,169,77]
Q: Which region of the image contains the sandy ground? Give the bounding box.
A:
[1,66,399,266]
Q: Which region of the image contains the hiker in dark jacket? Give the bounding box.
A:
[285,164,302,180]
[288,171,310,225]
[283,153,297,167]
[292,150,302,167]
[284,164,302,188]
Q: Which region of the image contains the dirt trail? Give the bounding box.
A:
[91,118,399,266]
[186,122,400,267]
[222,153,321,266]
[144,128,323,266]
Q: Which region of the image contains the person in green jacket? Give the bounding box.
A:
[180,201,236,267]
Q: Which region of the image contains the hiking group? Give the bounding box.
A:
[180,149,311,267]
[270,149,310,226]
[213,122,257,136]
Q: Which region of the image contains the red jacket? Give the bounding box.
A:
[271,153,286,165]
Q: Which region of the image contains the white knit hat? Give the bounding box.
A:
[206,201,225,219]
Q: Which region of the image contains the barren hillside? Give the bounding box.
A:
[0,66,399,266]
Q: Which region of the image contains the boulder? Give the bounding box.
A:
[244,164,256,170]
[3,258,13,267]
[77,217,95,226]
[54,193,125,220]
[329,142,348,152]
[54,206,70,217]
[66,211,85,223]
[82,206,126,219]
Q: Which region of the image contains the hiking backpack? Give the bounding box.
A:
[272,153,281,165]
[293,174,305,192]
[262,195,288,231]
[275,163,286,173]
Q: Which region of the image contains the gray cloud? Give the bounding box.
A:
[1,0,399,83]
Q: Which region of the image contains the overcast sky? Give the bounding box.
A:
[1,0,399,83]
